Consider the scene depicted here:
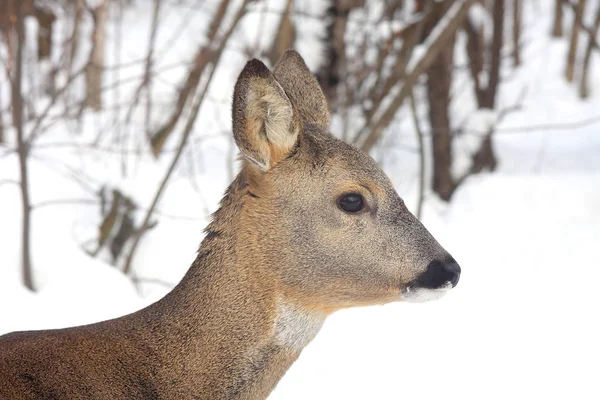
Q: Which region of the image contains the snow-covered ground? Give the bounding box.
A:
[1,1,600,399]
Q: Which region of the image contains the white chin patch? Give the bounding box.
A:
[401,282,453,303]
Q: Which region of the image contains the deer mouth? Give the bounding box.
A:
[400,257,461,303]
[400,282,453,303]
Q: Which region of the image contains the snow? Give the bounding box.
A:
[2,1,600,399]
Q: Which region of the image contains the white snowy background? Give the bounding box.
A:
[1,1,599,399]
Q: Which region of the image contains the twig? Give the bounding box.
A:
[32,198,98,209]
[116,0,161,158]
[0,179,20,188]
[148,0,233,157]
[363,1,432,126]
[356,0,477,152]
[27,153,99,195]
[121,0,253,273]
[131,276,176,289]
[409,90,426,220]
[122,65,214,275]
[485,115,600,135]
[12,1,35,291]
[25,66,86,146]
[31,197,202,221]
[144,0,161,142]
[113,0,124,173]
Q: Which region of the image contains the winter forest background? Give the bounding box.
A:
[1,0,599,398]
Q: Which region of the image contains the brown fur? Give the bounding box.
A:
[0,50,456,399]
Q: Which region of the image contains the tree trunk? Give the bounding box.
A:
[85,1,108,111]
[512,0,521,67]
[464,18,485,105]
[409,91,426,219]
[565,0,586,83]
[579,5,600,98]
[267,0,296,66]
[316,0,364,108]
[552,0,563,37]
[427,32,456,201]
[64,0,83,115]
[470,0,504,173]
[482,0,504,110]
[35,6,55,60]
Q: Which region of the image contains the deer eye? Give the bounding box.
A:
[338,193,365,213]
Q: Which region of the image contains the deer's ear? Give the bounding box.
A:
[273,50,330,129]
[232,59,299,171]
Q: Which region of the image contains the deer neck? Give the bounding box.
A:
[137,173,326,399]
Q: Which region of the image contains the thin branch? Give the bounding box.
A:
[409,90,426,220]
[149,0,233,157]
[32,198,97,209]
[131,276,176,289]
[121,1,254,274]
[483,114,600,135]
[363,1,433,125]
[144,0,161,141]
[0,179,21,188]
[12,1,35,291]
[122,1,252,274]
[118,0,161,153]
[32,197,202,221]
[25,67,86,146]
[356,0,477,152]
[122,64,215,275]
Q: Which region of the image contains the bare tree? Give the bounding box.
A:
[471,0,504,174]
[552,0,563,37]
[565,0,586,83]
[267,0,296,66]
[418,0,505,201]
[85,0,108,111]
[11,1,35,291]
[316,0,364,106]
[579,4,600,98]
[356,0,477,153]
[65,0,84,116]
[426,4,456,201]
[409,91,426,220]
[123,0,255,274]
[513,0,521,66]
[149,0,234,157]
[35,6,55,60]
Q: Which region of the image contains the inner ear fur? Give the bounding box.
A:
[273,50,330,129]
[232,59,299,171]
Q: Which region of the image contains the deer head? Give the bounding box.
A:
[231,50,460,315]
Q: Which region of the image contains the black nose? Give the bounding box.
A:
[413,258,461,289]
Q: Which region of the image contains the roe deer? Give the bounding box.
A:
[0,50,460,400]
